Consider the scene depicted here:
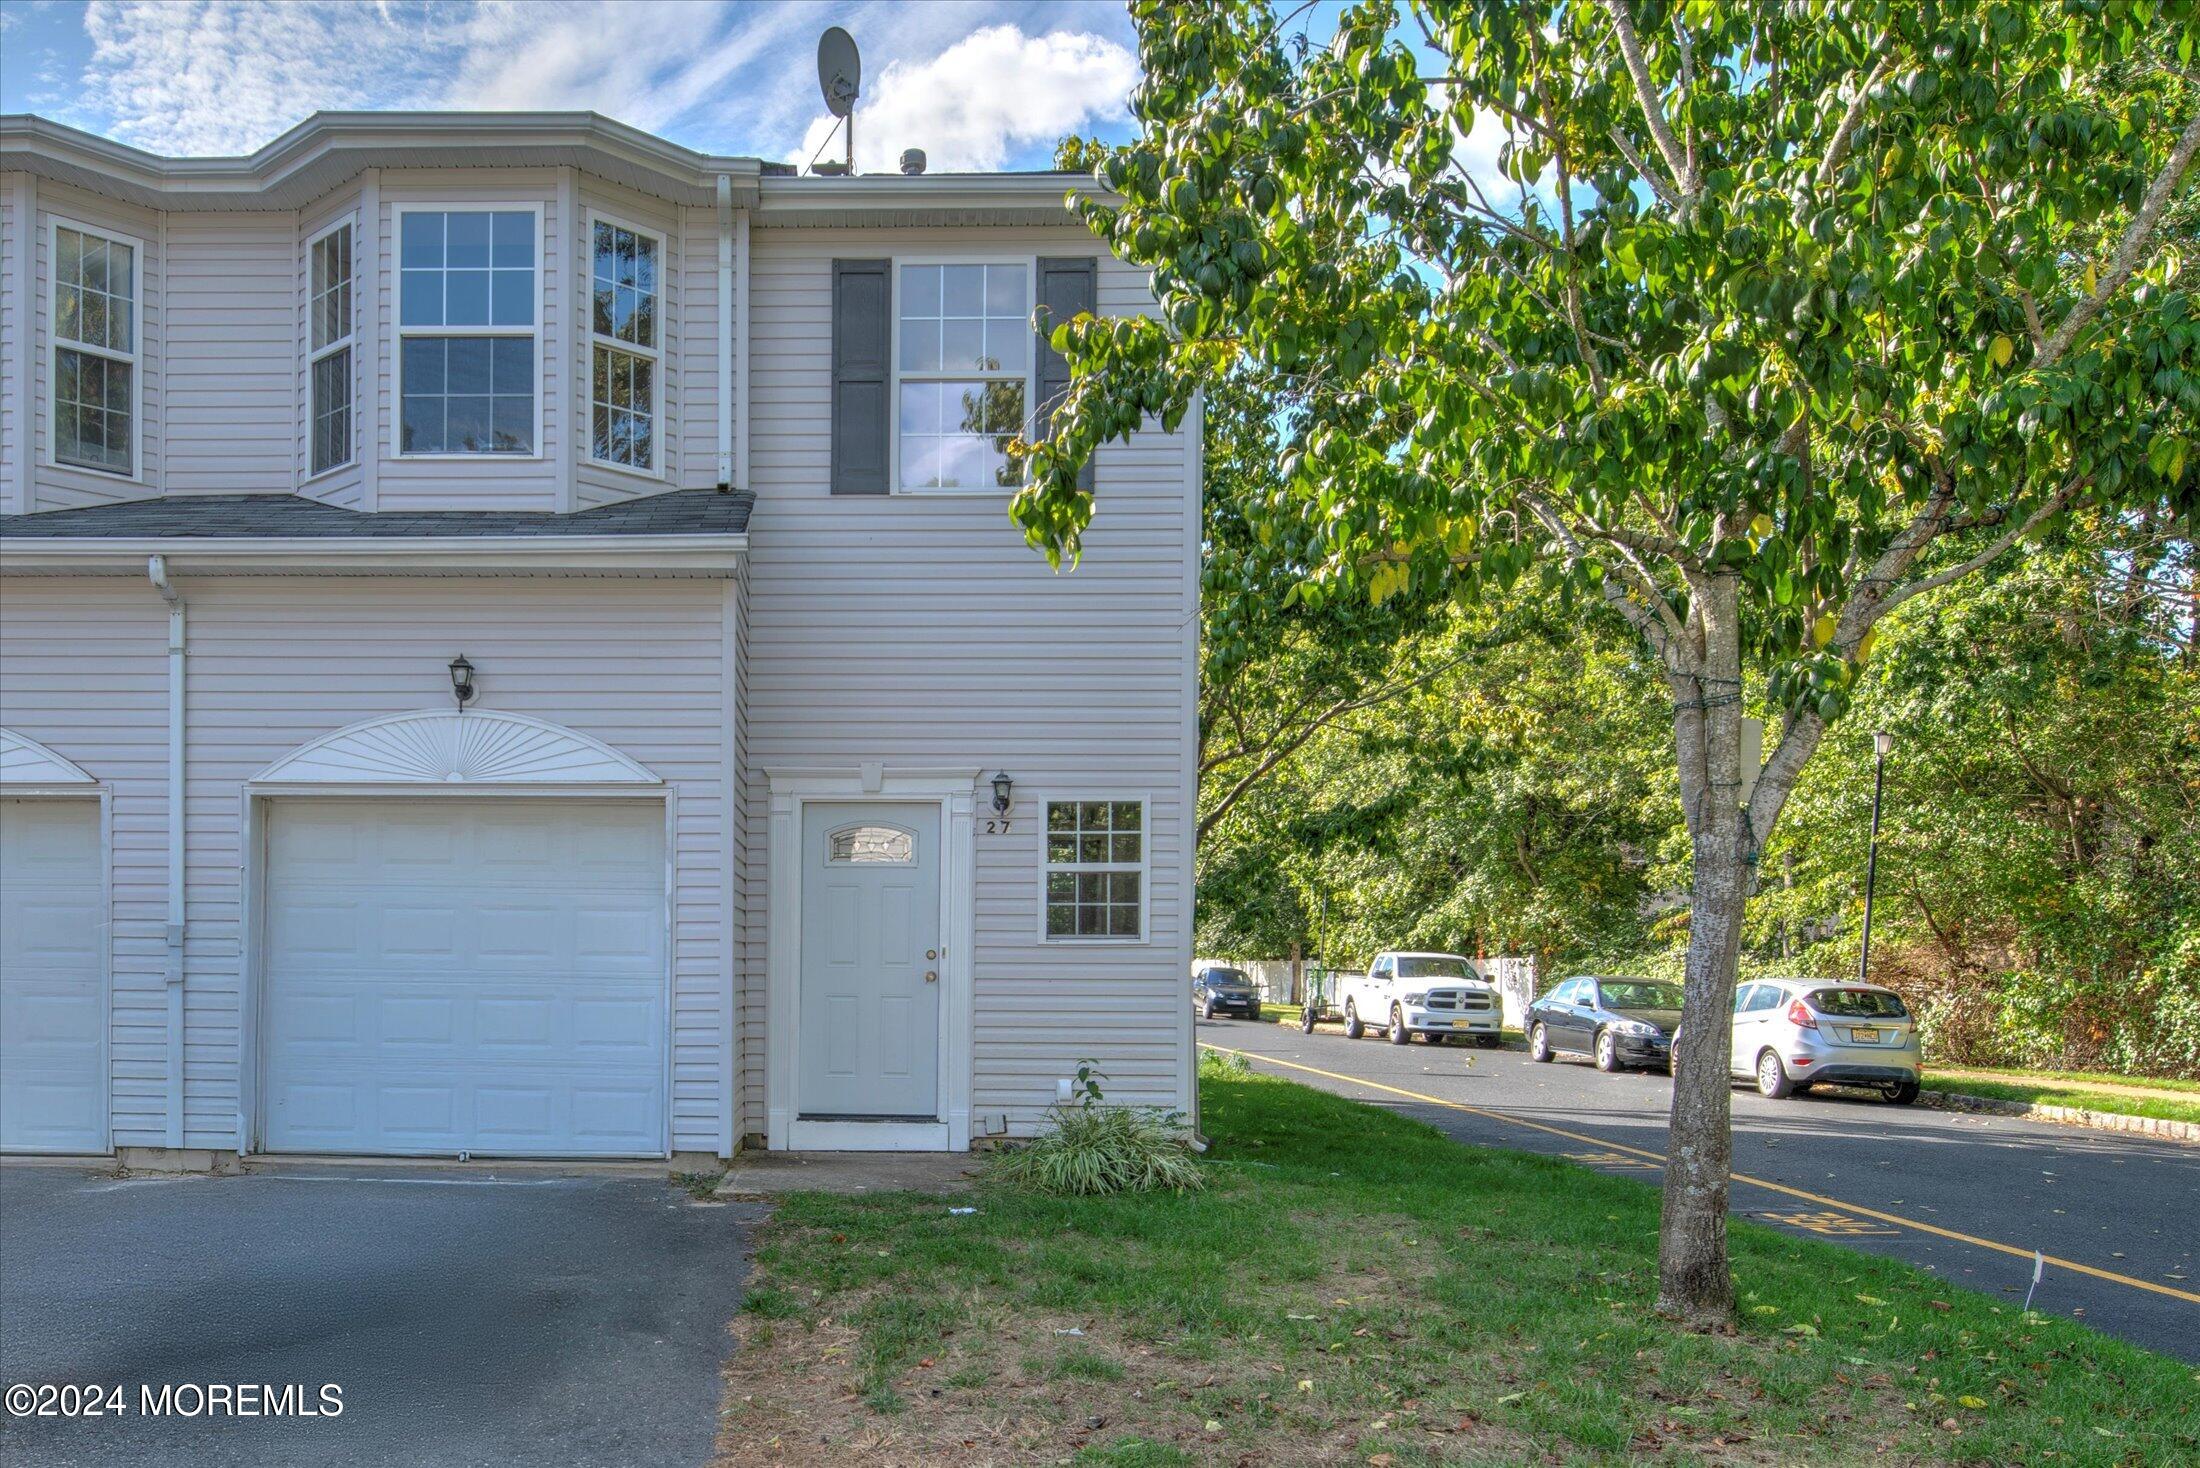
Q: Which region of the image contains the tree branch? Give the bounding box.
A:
[1876,476,2087,618]
[2040,104,2200,367]
[1196,646,1481,839]
[1602,0,1696,199]
[1815,50,1891,189]
[1607,125,1681,208]
[1519,488,1690,654]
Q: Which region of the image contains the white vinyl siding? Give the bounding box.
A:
[744,224,1197,1133]
[587,214,662,476]
[163,211,292,497]
[49,219,139,477]
[0,576,738,1155]
[307,219,354,476]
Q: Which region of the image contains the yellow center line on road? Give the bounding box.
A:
[1201,1042,2200,1307]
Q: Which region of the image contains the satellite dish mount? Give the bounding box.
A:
[817,26,862,174]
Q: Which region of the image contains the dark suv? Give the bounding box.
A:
[1192,965,1262,1020]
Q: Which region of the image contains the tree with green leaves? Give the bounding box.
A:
[1196,370,1492,841]
[1016,0,2200,1324]
[1197,606,1679,968]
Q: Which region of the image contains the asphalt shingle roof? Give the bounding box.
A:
[0,488,754,539]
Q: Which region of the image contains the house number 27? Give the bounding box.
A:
[983,818,1013,835]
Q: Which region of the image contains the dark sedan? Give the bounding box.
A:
[1527,976,1684,1073]
[1192,965,1263,1020]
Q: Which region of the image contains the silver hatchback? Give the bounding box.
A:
[1727,978,1921,1103]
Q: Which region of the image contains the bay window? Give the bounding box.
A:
[895,262,1028,491]
[588,217,661,473]
[51,221,139,476]
[396,207,539,455]
[307,220,354,475]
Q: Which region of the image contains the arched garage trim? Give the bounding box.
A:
[249,708,662,787]
[0,728,97,786]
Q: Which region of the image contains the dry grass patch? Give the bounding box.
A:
[715,1225,1563,1467]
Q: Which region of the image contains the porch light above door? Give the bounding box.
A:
[990,770,1014,814]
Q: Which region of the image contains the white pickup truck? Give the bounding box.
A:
[1328,951,1504,1046]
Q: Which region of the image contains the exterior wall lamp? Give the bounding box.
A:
[449,654,477,710]
[990,770,1013,815]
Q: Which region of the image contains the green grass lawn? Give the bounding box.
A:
[1922,1074,2200,1126]
[719,1060,2198,1465]
[1956,1068,2200,1096]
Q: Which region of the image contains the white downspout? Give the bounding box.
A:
[716,174,735,489]
[148,555,186,1150]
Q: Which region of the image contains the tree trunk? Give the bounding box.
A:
[1656,816,1750,1325]
[1654,572,1750,1327]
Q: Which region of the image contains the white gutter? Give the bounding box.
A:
[147,555,186,1150]
[716,175,735,489]
[736,207,751,493]
[4,533,747,577]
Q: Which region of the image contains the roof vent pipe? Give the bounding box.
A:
[899,148,927,176]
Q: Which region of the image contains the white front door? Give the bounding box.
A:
[798,803,941,1121]
[260,798,666,1157]
[0,799,105,1153]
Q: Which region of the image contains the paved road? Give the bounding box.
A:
[0,1164,757,1466]
[1199,1016,2200,1362]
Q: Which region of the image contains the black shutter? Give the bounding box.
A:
[1035,256,1098,491]
[831,259,891,494]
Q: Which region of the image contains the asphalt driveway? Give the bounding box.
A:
[0,1163,757,1467]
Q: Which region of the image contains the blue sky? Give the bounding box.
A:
[0,0,1146,170]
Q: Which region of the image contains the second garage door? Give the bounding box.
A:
[0,799,106,1154]
[261,798,666,1158]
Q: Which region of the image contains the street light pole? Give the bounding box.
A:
[1858,730,1893,983]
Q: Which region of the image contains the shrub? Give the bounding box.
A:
[983,1060,1206,1197]
[1199,1047,1252,1078]
[983,1103,1207,1196]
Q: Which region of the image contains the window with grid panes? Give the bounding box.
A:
[1044,800,1144,939]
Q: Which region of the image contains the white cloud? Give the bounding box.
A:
[797,23,1136,174]
[76,1,460,154]
[437,1,815,137]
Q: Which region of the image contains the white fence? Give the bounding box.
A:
[1201,955,1539,1026]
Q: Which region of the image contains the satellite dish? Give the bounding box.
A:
[815,27,861,173]
[818,27,860,117]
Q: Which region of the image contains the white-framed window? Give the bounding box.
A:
[306,218,354,477]
[1042,799,1147,940]
[892,259,1030,492]
[588,214,663,475]
[394,204,541,456]
[49,218,141,477]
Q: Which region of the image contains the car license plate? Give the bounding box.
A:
[1451,1019,1473,1028]
[1851,1027,1881,1043]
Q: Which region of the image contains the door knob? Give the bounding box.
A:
[924,970,938,983]
[927,949,938,960]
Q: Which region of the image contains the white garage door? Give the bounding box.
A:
[261,799,666,1158]
[0,799,106,1153]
